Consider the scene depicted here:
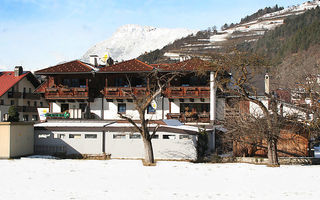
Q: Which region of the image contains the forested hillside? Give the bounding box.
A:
[138,2,320,67]
[248,6,320,63]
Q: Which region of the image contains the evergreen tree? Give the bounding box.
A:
[8,106,19,122]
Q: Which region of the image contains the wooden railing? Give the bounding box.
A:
[165,86,210,98]
[166,112,210,123]
[15,106,38,112]
[7,91,22,98]
[23,93,40,100]
[45,87,89,99]
[104,87,148,98]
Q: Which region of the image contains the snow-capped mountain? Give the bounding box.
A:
[82,24,197,62]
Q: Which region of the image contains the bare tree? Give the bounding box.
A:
[202,50,284,166]
[118,70,178,165]
[272,47,320,149]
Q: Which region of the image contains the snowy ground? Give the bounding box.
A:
[0,158,319,200]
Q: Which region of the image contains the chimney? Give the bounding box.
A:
[14,66,23,77]
[89,55,99,67]
[265,73,270,95]
[106,57,114,66]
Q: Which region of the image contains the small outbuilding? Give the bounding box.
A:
[0,122,34,158]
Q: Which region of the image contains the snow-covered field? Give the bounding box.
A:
[0,158,319,200]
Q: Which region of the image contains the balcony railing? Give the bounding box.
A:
[8,91,22,98]
[165,86,210,98]
[15,106,38,112]
[166,112,210,123]
[23,92,41,100]
[45,87,89,99]
[104,87,148,99]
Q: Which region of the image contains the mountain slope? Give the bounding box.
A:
[138,0,320,64]
[82,24,197,62]
[248,6,320,63]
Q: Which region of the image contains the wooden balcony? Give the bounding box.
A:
[8,92,22,98]
[15,106,38,112]
[167,112,210,123]
[23,93,41,100]
[165,86,210,98]
[104,87,148,99]
[45,87,89,99]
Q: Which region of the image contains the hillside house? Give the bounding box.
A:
[34,58,219,159]
[0,66,48,122]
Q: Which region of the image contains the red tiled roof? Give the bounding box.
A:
[150,63,171,68]
[156,58,212,71]
[34,80,47,93]
[35,60,93,74]
[0,71,29,97]
[99,59,153,73]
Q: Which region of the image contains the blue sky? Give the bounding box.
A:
[0,0,307,71]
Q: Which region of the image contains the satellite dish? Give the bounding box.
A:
[151,100,157,110]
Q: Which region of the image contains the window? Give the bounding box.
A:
[61,104,69,112]
[34,101,37,107]
[163,134,176,139]
[69,134,81,139]
[80,103,87,112]
[3,113,8,121]
[10,100,14,105]
[179,135,192,140]
[38,133,50,138]
[27,101,30,106]
[54,134,65,139]
[23,115,29,121]
[71,79,80,87]
[0,99,3,105]
[40,102,43,107]
[29,88,31,93]
[63,79,71,87]
[79,79,86,88]
[147,104,156,114]
[129,134,141,139]
[85,134,97,139]
[118,103,126,113]
[32,115,38,121]
[152,134,159,139]
[23,88,26,93]
[113,134,126,139]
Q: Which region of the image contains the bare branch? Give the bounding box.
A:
[118,113,143,134]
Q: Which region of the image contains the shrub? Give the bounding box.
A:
[8,106,19,122]
[196,128,209,162]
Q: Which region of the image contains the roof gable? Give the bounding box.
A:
[0,71,30,97]
[98,59,153,73]
[34,80,47,93]
[35,60,93,75]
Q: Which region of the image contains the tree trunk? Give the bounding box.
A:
[143,137,155,165]
[267,137,279,167]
